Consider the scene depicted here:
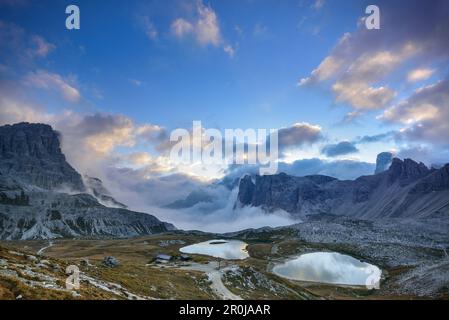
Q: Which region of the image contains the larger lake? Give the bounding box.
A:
[272,252,381,288]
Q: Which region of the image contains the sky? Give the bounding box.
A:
[1,0,449,225]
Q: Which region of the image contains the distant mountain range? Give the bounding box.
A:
[237,158,449,219]
[2,122,448,240]
[0,123,174,240]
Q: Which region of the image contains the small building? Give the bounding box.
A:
[155,254,172,264]
[179,254,191,261]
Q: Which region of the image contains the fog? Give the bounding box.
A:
[129,187,297,233]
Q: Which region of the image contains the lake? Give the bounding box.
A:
[179,239,249,260]
[272,252,381,288]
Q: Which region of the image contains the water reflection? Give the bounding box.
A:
[273,252,381,287]
[180,239,249,260]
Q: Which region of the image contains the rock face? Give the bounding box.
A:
[237,158,449,219]
[0,123,85,191]
[164,189,213,209]
[83,175,127,209]
[0,122,175,240]
[375,152,393,174]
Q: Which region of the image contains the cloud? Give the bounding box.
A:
[380,78,449,146]
[223,44,235,58]
[145,187,295,233]
[397,145,449,167]
[171,0,221,46]
[0,80,54,124]
[24,70,81,102]
[330,45,418,110]
[195,1,221,46]
[312,0,325,10]
[140,16,158,40]
[224,157,375,181]
[102,165,208,208]
[278,122,322,150]
[299,0,449,115]
[356,132,394,144]
[127,152,153,166]
[407,68,434,82]
[279,158,375,180]
[129,78,143,86]
[321,141,358,157]
[332,82,396,110]
[67,113,137,154]
[171,18,194,38]
[31,35,55,57]
[0,20,56,66]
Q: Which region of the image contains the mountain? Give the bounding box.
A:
[164,189,213,209]
[236,158,449,220]
[0,123,174,240]
[83,175,127,209]
[375,152,393,174]
[0,123,84,191]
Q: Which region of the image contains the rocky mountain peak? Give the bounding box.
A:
[388,158,430,186]
[0,122,175,239]
[375,152,393,174]
[0,122,62,158]
[0,122,85,191]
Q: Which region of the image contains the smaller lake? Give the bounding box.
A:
[179,239,249,260]
[272,252,381,288]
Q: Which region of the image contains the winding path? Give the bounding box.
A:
[37,240,54,255]
[181,261,242,300]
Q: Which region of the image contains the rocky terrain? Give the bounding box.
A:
[0,121,448,300]
[1,222,448,300]
[237,158,449,220]
[0,123,174,240]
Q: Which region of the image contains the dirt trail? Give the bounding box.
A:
[181,261,242,300]
[37,240,54,255]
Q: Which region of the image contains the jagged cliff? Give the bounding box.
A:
[237,158,449,219]
[0,122,174,240]
[0,123,84,191]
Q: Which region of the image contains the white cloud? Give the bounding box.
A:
[24,70,81,102]
[141,16,158,40]
[312,0,325,10]
[380,79,449,146]
[298,0,449,117]
[299,56,342,85]
[407,68,434,82]
[223,44,235,58]
[332,82,396,110]
[278,122,323,150]
[195,1,221,46]
[129,78,143,86]
[171,1,221,47]
[0,84,54,125]
[328,46,417,110]
[171,18,194,38]
[31,35,55,57]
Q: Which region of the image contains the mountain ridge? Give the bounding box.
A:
[236,157,449,220]
[0,122,174,240]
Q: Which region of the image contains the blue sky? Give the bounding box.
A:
[1,1,378,128]
[1,0,449,183]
